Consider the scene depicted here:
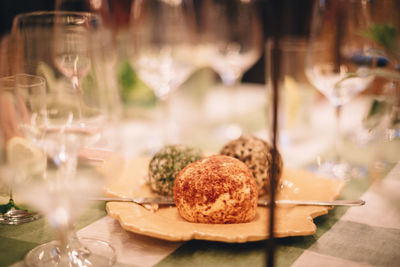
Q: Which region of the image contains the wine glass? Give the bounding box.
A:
[0,75,42,224]
[306,0,375,179]
[195,0,263,140]
[12,11,116,266]
[54,0,122,152]
[129,0,196,151]
[369,0,400,142]
[54,0,115,59]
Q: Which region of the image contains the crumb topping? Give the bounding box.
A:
[174,155,258,224]
[220,135,283,196]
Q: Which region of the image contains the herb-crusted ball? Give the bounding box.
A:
[220,135,283,196]
[148,145,203,196]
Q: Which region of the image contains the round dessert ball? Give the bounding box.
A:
[174,155,258,224]
[148,145,203,196]
[220,135,283,196]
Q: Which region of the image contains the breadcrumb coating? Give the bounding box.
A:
[174,155,258,224]
[220,135,283,196]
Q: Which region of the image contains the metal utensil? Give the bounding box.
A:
[89,197,365,207]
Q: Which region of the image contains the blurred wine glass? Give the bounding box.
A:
[12,11,116,266]
[0,75,42,224]
[369,0,400,142]
[306,0,375,179]
[53,0,117,109]
[55,0,122,151]
[195,0,263,140]
[129,0,196,151]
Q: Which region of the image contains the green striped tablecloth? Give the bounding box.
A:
[1,161,399,267]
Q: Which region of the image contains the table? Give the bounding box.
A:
[1,85,400,267]
[1,161,399,267]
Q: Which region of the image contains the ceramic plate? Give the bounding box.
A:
[101,157,344,243]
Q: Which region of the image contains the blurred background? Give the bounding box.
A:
[0,1,399,266]
[1,0,398,169]
[0,0,315,84]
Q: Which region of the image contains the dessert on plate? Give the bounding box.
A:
[174,155,258,224]
[220,135,283,196]
[148,144,203,196]
[147,136,282,224]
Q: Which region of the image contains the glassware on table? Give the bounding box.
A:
[305,0,375,179]
[12,11,116,266]
[0,76,42,225]
[54,0,115,61]
[266,37,316,148]
[346,0,400,169]
[367,0,400,149]
[54,0,122,152]
[129,0,196,151]
[195,0,263,141]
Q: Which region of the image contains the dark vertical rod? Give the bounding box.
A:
[266,1,282,266]
[267,37,280,267]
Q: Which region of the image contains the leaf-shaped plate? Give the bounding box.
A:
[101,157,344,243]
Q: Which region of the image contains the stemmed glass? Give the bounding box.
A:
[369,0,400,142]
[12,11,116,266]
[55,0,122,152]
[129,0,196,150]
[306,0,375,179]
[195,0,263,140]
[0,75,43,224]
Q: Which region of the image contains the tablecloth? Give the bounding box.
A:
[1,85,400,267]
[0,160,398,267]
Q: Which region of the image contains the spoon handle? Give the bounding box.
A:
[259,199,365,207]
[89,197,365,207]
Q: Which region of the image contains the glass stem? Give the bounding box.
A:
[71,74,84,121]
[8,190,21,210]
[158,88,179,146]
[0,191,18,214]
[334,104,343,162]
[57,223,74,254]
[160,96,170,145]
[221,74,242,139]
[72,75,80,93]
[56,220,89,264]
[9,189,14,203]
[52,154,85,263]
[228,80,240,124]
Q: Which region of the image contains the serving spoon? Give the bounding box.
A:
[89,196,365,207]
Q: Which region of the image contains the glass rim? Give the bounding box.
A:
[12,10,101,31]
[13,10,96,21]
[0,74,46,89]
